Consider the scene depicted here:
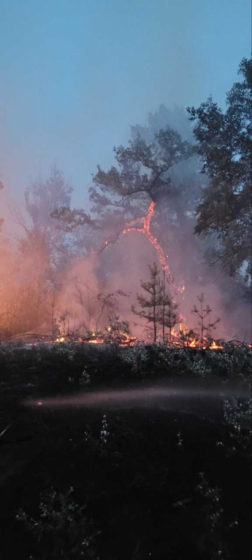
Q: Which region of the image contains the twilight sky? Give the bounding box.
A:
[0,0,250,211]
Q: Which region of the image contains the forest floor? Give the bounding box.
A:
[0,342,251,560]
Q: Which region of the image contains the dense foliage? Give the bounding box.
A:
[188,57,252,280]
[0,341,251,393]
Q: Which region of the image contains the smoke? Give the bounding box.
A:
[0,108,250,343]
[25,382,250,410]
[57,257,101,334]
[53,222,250,342]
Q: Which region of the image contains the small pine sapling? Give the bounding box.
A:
[132,263,163,342]
[157,273,180,344]
[191,293,221,346]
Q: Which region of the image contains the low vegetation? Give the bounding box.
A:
[0,342,251,559]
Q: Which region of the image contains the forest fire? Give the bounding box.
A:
[122,202,172,282]
[99,202,172,282]
[53,331,227,350]
[55,330,137,346]
[1,15,251,558]
[0,62,251,349]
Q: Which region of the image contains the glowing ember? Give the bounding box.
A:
[177,284,185,294]
[99,202,172,281]
[122,202,172,280]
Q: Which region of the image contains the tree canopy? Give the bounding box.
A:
[187,57,252,280]
[91,126,193,213]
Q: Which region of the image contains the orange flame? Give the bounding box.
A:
[50,333,248,349]
[122,202,172,280]
[209,340,223,350]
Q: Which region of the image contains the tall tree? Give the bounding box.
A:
[53,113,197,290]
[131,106,207,284]
[91,126,193,214]
[54,120,193,238]
[25,166,73,264]
[0,168,75,338]
[187,57,252,281]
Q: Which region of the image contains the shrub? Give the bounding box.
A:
[16,487,100,560]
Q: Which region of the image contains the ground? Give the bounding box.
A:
[0,342,251,559]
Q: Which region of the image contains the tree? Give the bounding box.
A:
[187,57,252,281]
[46,278,61,339]
[131,105,202,221]
[0,168,76,339]
[25,166,74,266]
[191,293,221,346]
[157,275,180,343]
[25,166,72,230]
[54,119,194,243]
[130,106,208,286]
[53,111,199,297]
[132,263,164,342]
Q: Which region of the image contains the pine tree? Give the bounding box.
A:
[191,293,221,346]
[157,272,179,343]
[132,263,163,342]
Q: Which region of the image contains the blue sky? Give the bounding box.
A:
[0,0,250,209]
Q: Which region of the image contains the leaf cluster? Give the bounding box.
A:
[187,57,252,278]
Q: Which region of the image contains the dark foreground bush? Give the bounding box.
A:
[0,341,251,396]
[1,399,251,560]
[0,342,251,560]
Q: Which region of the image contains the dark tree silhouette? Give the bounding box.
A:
[157,275,180,343]
[188,57,252,280]
[132,263,164,342]
[191,293,221,345]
